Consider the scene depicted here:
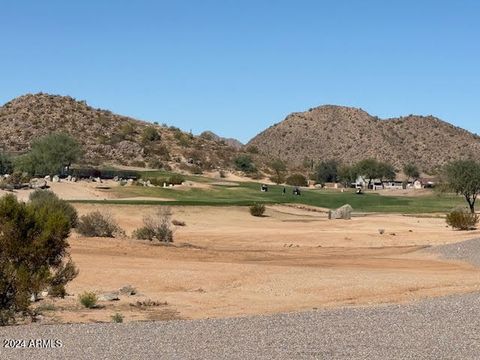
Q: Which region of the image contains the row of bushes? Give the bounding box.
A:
[76,206,180,243]
[139,173,185,187]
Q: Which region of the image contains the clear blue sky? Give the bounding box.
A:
[1,0,479,143]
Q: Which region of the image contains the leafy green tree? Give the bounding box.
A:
[337,164,358,188]
[378,162,396,182]
[355,159,380,188]
[403,163,420,183]
[0,152,13,175]
[443,159,480,213]
[234,155,256,173]
[286,173,308,186]
[15,133,82,176]
[269,159,287,184]
[355,159,396,188]
[315,160,339,185]
[0,194,78,325]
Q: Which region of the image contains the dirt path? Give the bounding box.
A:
[27,205,480,324]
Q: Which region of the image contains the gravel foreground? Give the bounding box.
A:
[3,238,480,360]
[425,237,480,266]
[1,291,480,360]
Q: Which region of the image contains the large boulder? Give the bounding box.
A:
[329,204,353,220]
[29,178,48,189]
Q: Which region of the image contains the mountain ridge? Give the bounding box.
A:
[248,105,480,172]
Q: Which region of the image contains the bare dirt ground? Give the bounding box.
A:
[32,204,480,325]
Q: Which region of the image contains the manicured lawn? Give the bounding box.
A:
[71,176,464,213]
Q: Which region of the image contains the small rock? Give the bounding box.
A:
[119,285,136,296]
[99,292,120,301]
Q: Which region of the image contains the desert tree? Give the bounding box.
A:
[315,160,339,185]
[377,162,396,184]
[269,159,287,184]
[15,133,82,176]
[403,163,420,183]
[442,159,480,213]
[337,164,358,188]
[355,159,396,188]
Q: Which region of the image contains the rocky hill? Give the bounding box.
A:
[248,105,480,172]
[0,93,240,170]
[199,131,243,149]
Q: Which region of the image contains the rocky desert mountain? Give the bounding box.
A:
[0,93,241,170]
[248,105,480,172]
[199,131,243,149]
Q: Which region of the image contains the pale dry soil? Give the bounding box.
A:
[33,204,480,325]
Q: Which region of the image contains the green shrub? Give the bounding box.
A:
[77,211,122,237]
[168,174,185,185]
[446,208,479,230]
[0,152,13,174]
[111,312,124,323]
[0,194,77,325]
[249,203,266,217]
[79,291,97,309]
[142,127,160,143]
[234,155,256,173]
[29,190,78,228]
[286,173,308,186]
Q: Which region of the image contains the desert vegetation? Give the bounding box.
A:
[133,207,174,242]
[249,203,266,217]
[77,211,123,238]
[0,193,78,325]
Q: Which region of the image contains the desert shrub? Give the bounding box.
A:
[234,155,256,173]
[118,122,136,139]
[0,152,13,174]
[249,171,263,180]
[133,207,174,243]
[132,226,155,240]
[446,208,479,230]
[77,211,122,237]
[153,144,171,160]
[130,160,146,168]
[142,127,160,143]
[249,203,266,217]
[246,145,259,154]
[29,190,78,228]
[148,158,163,169]
[111,312,124,323]
[172,219,186,226]
[0,194,77,325]
[79,291,97,309]
[169,174,185,185]
[5,171,30,185]
[190,165,203,175]
[286,173,308,186]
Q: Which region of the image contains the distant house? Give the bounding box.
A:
[414,178,436,189]
[355,176,405,190]
[383,180,404,189]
